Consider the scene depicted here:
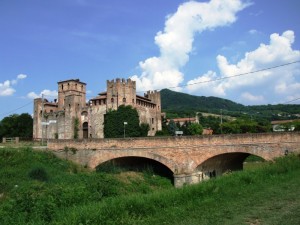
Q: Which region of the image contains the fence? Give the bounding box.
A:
[2,137,20,144]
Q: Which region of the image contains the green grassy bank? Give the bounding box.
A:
[0,147,299,225]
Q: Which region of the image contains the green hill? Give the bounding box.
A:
[160,89,300,120]
[161,88,244,112]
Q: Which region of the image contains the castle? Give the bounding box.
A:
[33,78,162,139]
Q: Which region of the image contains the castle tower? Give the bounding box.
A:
[33,98,43,140]
[146,90,162,133]
[106,78,136,110]
[57,79,87,139]
[57,79,86,110]
[146,90,161,113]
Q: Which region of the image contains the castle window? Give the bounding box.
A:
[68,83,70,89]
[152,118,154,124]
[123,98,126,103]
[61,84,64,90]
[81,85,83,91]
[75,83,78,90]
[111,98,114,103]
[50,110,53,113]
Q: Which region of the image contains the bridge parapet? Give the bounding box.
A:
[48,132,300,151]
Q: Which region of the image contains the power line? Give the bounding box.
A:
[143,60,300,92]
[0,101,33,117]
[282,97,300,104]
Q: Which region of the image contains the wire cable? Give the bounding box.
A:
[0,101,33,117]
[138,60,300,93]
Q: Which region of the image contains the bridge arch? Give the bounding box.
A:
[195,152,265,179]
[96,156,174,180]
[89,151,178,174]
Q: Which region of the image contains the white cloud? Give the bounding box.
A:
[131,0,249,91]
[241,92,264,103]
[11,73,27,85]
[248,29,258,35]
[17,74,27,80]
[0,80,15,96]
[27,89,58,99]
[0,74,28,96]
[186,30,300,104]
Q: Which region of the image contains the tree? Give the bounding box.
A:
[167,119,178,135]
[0,113,33,140]
[104,105,149,138]
[221,119,271,134]
[294,122,300,131]
[187,123,203,135]
[140,123,150,137]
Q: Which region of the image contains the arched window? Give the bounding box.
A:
[123,97,126,103]
[111,98,114,103]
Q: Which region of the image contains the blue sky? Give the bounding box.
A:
[1,0,300,119]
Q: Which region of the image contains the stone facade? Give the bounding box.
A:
[33,78,162,140]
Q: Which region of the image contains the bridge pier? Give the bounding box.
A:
[174,172,205,187]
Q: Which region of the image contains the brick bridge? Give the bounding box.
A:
[48,132,300,187]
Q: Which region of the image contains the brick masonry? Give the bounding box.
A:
[48,132,300,187]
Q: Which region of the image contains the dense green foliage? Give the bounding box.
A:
[0,147,299,224]
[161,89,244,112]
[104,105,149,138]
[221,119,272,134]
[156,119,203,136]
[198,114,224,134]
[187,122,203,135]
[161,88,300,121]
[0,113,33,140]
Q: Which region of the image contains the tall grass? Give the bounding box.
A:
[0,147,299,225]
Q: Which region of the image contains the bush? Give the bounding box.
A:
[28,166,49,182]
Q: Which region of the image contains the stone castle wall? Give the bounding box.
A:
[33,78,162,140]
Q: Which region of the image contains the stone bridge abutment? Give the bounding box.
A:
[47,132,300,187]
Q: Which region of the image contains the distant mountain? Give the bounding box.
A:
[160,89,300,120]
[160,89,245,112]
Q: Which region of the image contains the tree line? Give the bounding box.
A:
[0,113,33,140]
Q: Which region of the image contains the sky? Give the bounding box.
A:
[1,0,300,119]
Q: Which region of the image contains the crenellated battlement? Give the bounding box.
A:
[107,78,136,88]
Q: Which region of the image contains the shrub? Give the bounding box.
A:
[28,166,49,182]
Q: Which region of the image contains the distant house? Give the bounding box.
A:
[166,117,213,135]
[271,119,300,132]
[166,117,198,126]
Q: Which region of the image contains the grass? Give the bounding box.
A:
[0,147,300,225]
